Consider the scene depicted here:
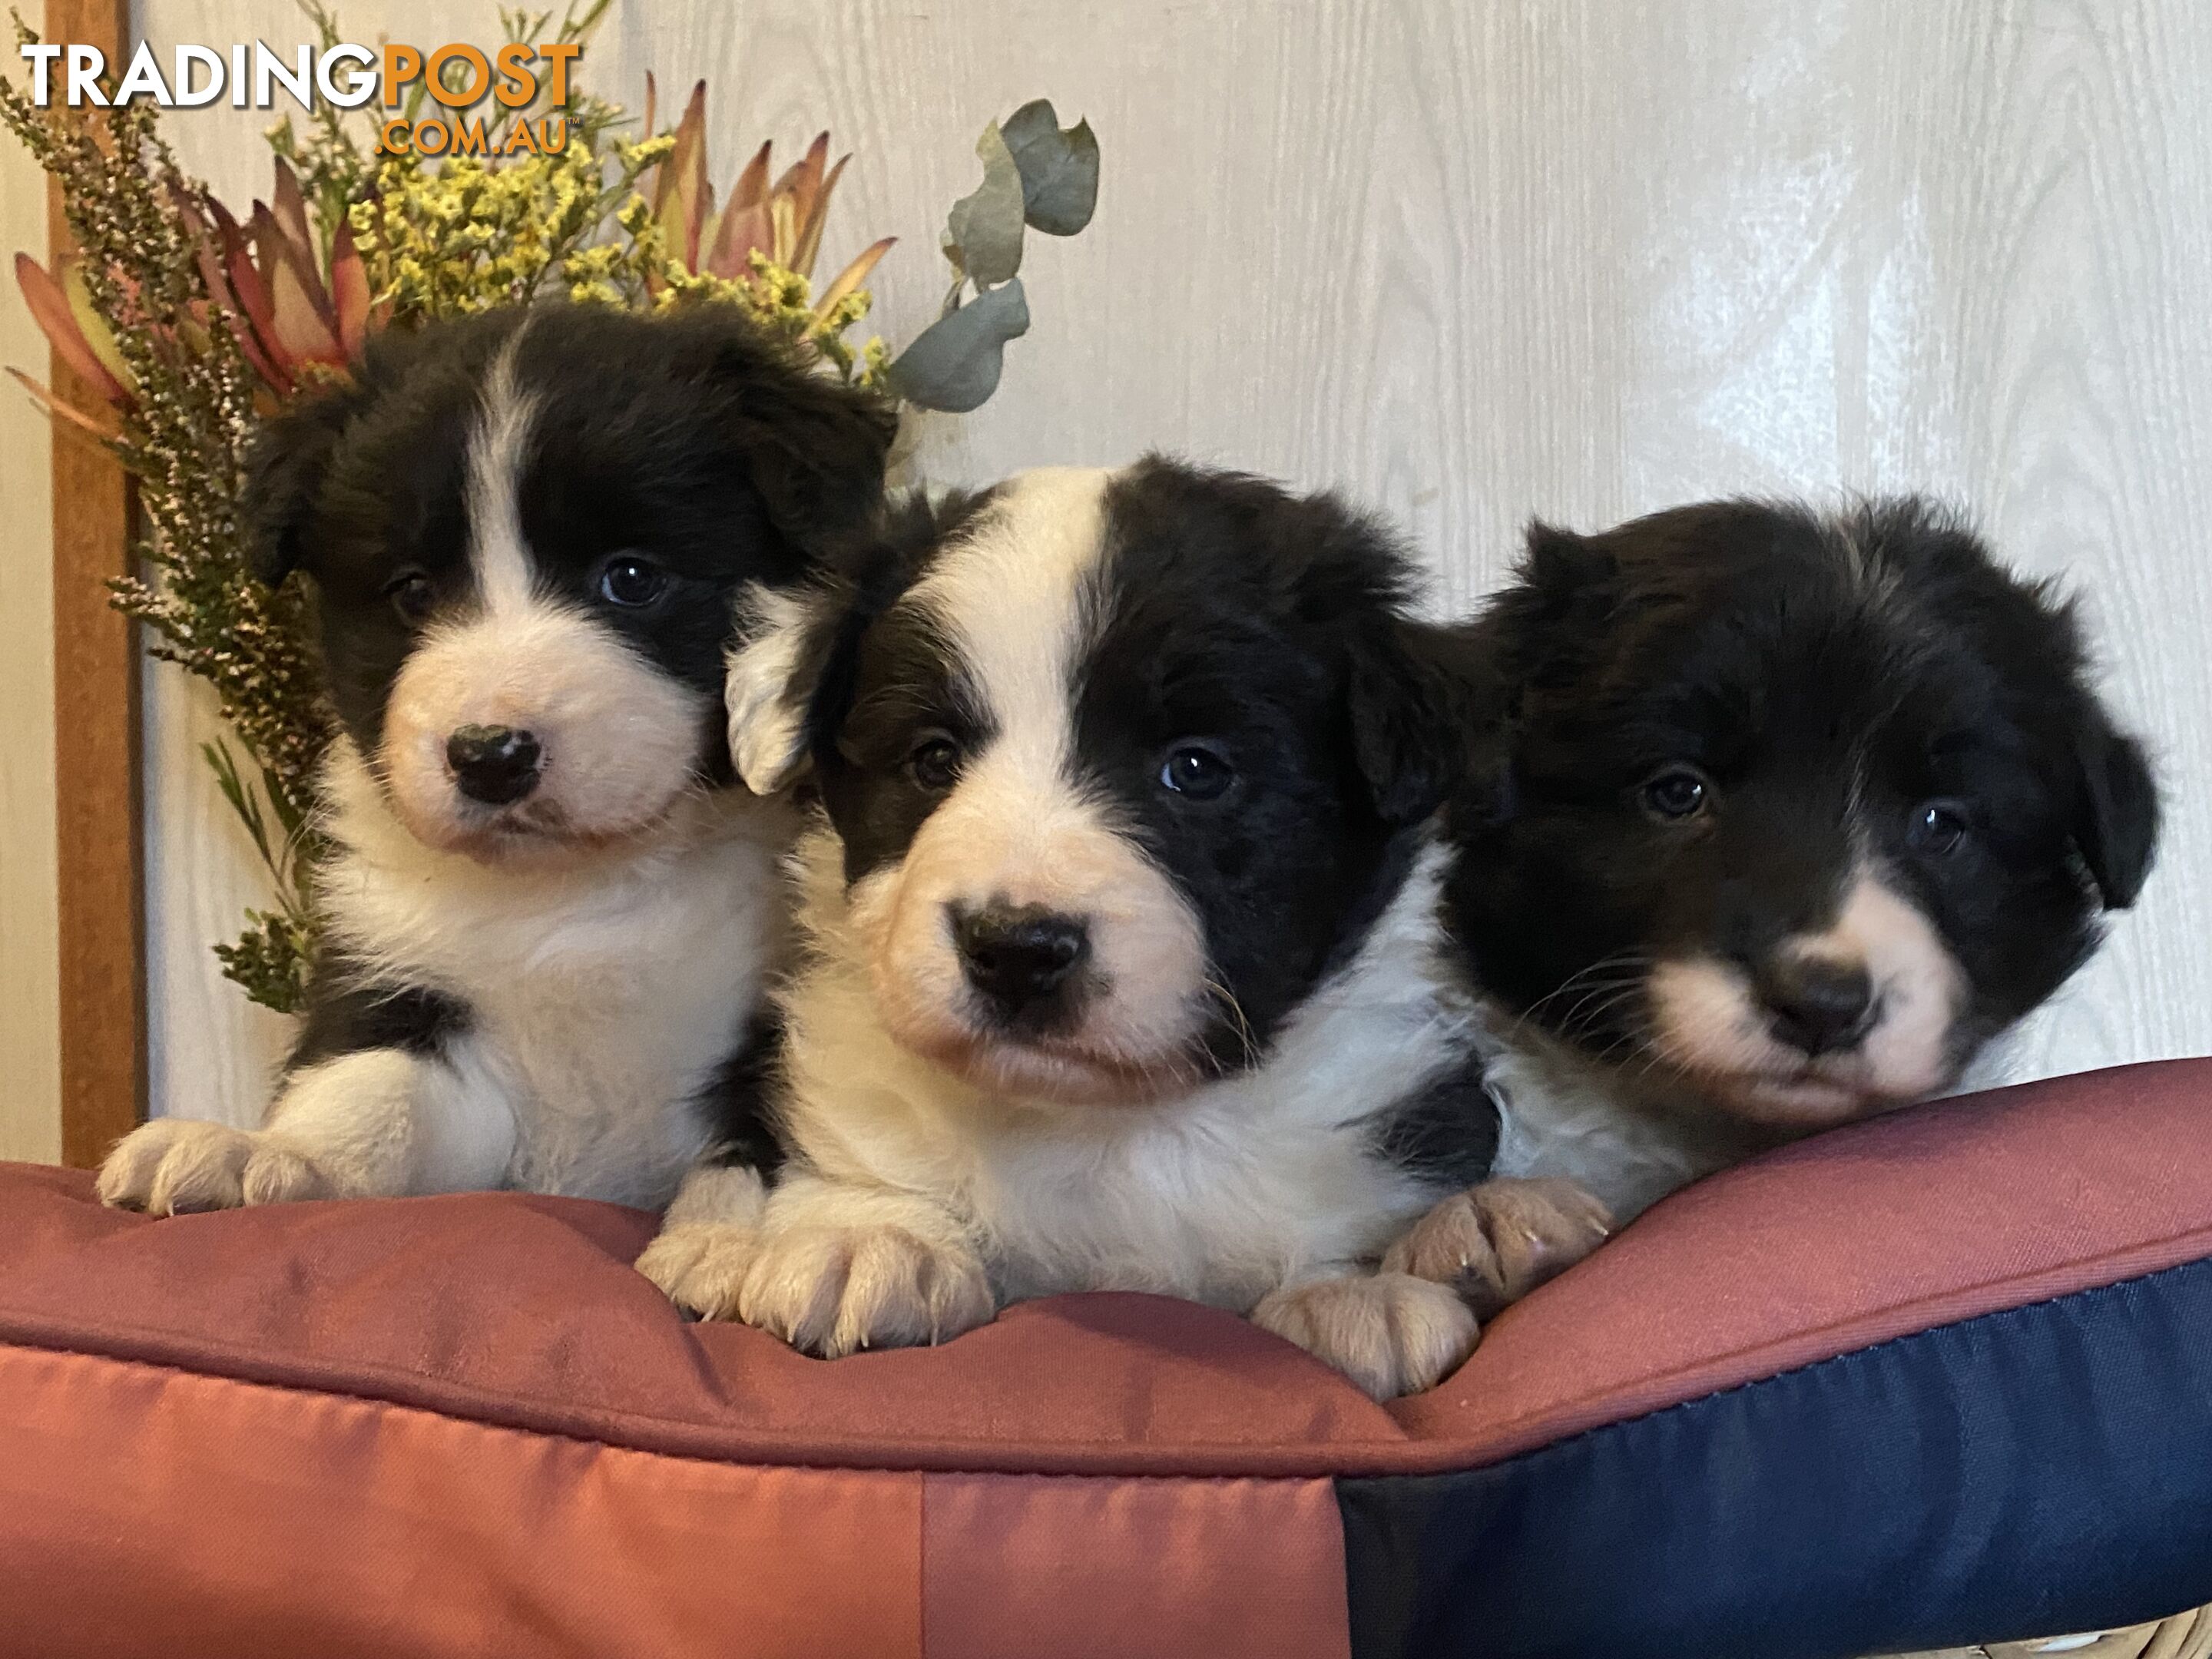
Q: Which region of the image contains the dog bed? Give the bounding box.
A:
[1,1058,2207,1659]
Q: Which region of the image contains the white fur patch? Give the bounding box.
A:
[374,326,710,860]
[301,739,793,1207]
[379,607,710,858]
[1482,1020,1755,1224]
[772,828,1471,1316]
[464,326,540,618]
[724,583,820,796]
[856,468,1213,1101]
[1642,864,1965,1126]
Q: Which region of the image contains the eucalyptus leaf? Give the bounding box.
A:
[944,121,1026,289]
[886,277,1031,413]
[1000,99,1099,236]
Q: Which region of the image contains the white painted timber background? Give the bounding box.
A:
[0,84,60,1161]
[120,0,2210,1128]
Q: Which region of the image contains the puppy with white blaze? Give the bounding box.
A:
[98,305,893,1215]
[1388,498,2161,1293]
[637,460,1608,1400]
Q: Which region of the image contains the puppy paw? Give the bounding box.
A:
[737,1222,995,1359]
[97,1120,333,1216]
[1250,1272,1481,1401]
[1382,1177,1613,1320]
[636,1223,760,1320]
[239,1142,336,1205]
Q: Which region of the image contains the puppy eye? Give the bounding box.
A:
[598,555,669,608]
[1159,744,1235,801]
[1641,766,1711,821]
[386,571,435,624]
[909,735,962,791]
[1910,800,1969,855]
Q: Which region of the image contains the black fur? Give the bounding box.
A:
[767,485,1002,831]
[1368,1061,1504,1188]
[1446,496,2161,1085]
[789,459,1491,1104]
[1068,462,1469,1062]
[691,1015,790,1177]
[243,302,896,770]
[289,957,470,1068]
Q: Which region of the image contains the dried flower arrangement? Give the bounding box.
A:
[4,2,1098,1015]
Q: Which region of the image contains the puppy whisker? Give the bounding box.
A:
[1204,977,1262,1071]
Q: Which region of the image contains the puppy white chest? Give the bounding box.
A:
[959,1100,1435,1310]
[320,759,790,1207]
[780,839,1472,1311]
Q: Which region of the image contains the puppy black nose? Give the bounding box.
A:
[1760,957,1876,1058]
[955,904,1090,1015]
[445,724,541,805]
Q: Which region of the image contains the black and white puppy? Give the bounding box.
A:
[98,304,892,1214]
[1394,497,2161,1267]
[638,460,1599,1398]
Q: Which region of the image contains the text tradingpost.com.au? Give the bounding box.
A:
[18,38,581,157]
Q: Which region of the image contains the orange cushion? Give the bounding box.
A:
[1,1058,2207,1656]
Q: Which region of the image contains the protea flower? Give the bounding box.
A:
[11,250,135,429]
[640,75,894,335]
[180,157,377,398]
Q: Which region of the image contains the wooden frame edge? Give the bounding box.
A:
[48,0,143,1168]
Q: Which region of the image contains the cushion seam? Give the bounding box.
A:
[0,1339,1347,1488]
[3,1247,2207,1480]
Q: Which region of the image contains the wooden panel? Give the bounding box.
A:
[132,0,2212,1124]
[48,0,142,1165]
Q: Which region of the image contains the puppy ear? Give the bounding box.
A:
[726,581,851,796]
[1485,519,1628,694]
[1346,618,1483,826]
[239,376,369,586]
[1520,521,1620,619]
[703,323,898,555]
[2069,704,2160,909]
[724,492,952,794]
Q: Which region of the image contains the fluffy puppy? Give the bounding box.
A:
[638,461,1601,1399]
[1390,497,2160,1287]
[98,304,892,1215]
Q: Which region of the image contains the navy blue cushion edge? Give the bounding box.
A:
[1338,1253,2212,1659]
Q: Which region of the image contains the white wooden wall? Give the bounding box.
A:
[0,104,61,1162]
[134,0,2212,1127]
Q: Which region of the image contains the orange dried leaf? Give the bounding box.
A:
[268,253,343,364]
[657,80,710,266]
[59,258,137,396]
[8,364,120,437]
[769,194,799,268]
[808,236,896,335]
[250,202,333,329]
[329,220,371,357]
[270,158,316,272]
[730,140,772,213]
[791,152,849,280]
[708,200,772,279]
[786,131,830,225]
[216,201,283,349]
[13,253,128,404]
